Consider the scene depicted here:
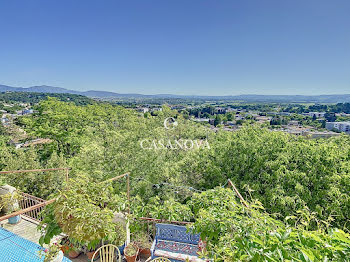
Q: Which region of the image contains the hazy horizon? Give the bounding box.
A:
[2,83,350,97]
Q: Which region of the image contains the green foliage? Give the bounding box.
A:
[39,242,61,262]
[144,196,193,221]
[0,191,23,214]
[128,194,194,239]
[134,231,152,249]
[0,146,67,198]
[5,99,349,230]
[0,92,94,105]
[38,203,62,245]
[213,115,221,127]
[216,126,350,229]
[124,243,138,256]
[2,99,350,260]
[189,188,350,261]
[51,175,124,249]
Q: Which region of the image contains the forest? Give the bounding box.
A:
[0,98,349,261]
[0,92,94,106]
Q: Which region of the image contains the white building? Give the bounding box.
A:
[278,112,291,116]
[136,107,149,113]
[256,116,271,123]
[192,117,209,122]
[326,122,350,133]
[151,107,162,112]
[288,120,299,126]
[1,117,8,124]
[235,115,245,121]
[215,107,226,114]
[304,131,341,139]
[17,109,34,116]
[305,112,326,118]
[1,115,9,126]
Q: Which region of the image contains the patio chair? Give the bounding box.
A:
[151,258,172,262]
[91,244,122,262]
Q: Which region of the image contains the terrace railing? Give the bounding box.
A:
[18,193,46,222]
[0,167,69,223]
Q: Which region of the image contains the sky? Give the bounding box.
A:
[0,0,349,96]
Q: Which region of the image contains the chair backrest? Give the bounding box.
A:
[91,244,121,262]
[151,257,172,262]
[155,223,200,245]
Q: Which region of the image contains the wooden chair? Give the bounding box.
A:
[150,258,172,262]
[91,244,121,262]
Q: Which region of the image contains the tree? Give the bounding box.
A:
[325,112,337,122]
[3,98,350,233]
[270,116,281,125]
[189,188,350,261]
[226,112,234,121]
[213,115,221,126]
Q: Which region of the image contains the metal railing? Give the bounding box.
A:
[0,167,69,223]
[18,193,46,222]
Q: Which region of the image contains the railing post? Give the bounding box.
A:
[127,173,130,215]
[227,179,249,208]
[65,168,69,183]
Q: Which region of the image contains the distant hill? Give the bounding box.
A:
[0,85,22,92]
[1,84,350,103]
[0,85,80,94]
[0,85,138,98]
[24,85,77,94]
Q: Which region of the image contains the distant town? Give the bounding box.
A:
[129,102,350,138]
[2,91,350,152]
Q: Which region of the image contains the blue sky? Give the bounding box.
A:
[0,0,349,95]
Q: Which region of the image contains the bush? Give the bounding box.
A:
[189,188,350,261]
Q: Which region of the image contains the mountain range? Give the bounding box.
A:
[1,84,350,103]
